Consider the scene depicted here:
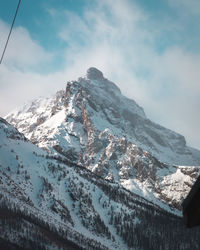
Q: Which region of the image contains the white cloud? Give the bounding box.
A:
[0,20,52,70]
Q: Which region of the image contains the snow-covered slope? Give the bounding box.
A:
[1,117,200,249]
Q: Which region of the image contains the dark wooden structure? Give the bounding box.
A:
[182,175,200,227]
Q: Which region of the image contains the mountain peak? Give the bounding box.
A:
[86,67,104,80]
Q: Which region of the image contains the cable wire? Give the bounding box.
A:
[0,0,22,65]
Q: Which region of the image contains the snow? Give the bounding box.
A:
[121,178,181,215]
[42,109,66,129]
[91,191,127,250]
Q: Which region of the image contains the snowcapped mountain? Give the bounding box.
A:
[1,117,200,250]
[6,67,200,167]
[5,67,200,210]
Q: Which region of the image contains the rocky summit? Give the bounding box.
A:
[2,67,200,249]
[86,67,104,80]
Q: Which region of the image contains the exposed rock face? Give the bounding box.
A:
[86,67,104,80]
[5,68,200,210]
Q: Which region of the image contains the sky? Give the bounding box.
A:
[0,0,200,150]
